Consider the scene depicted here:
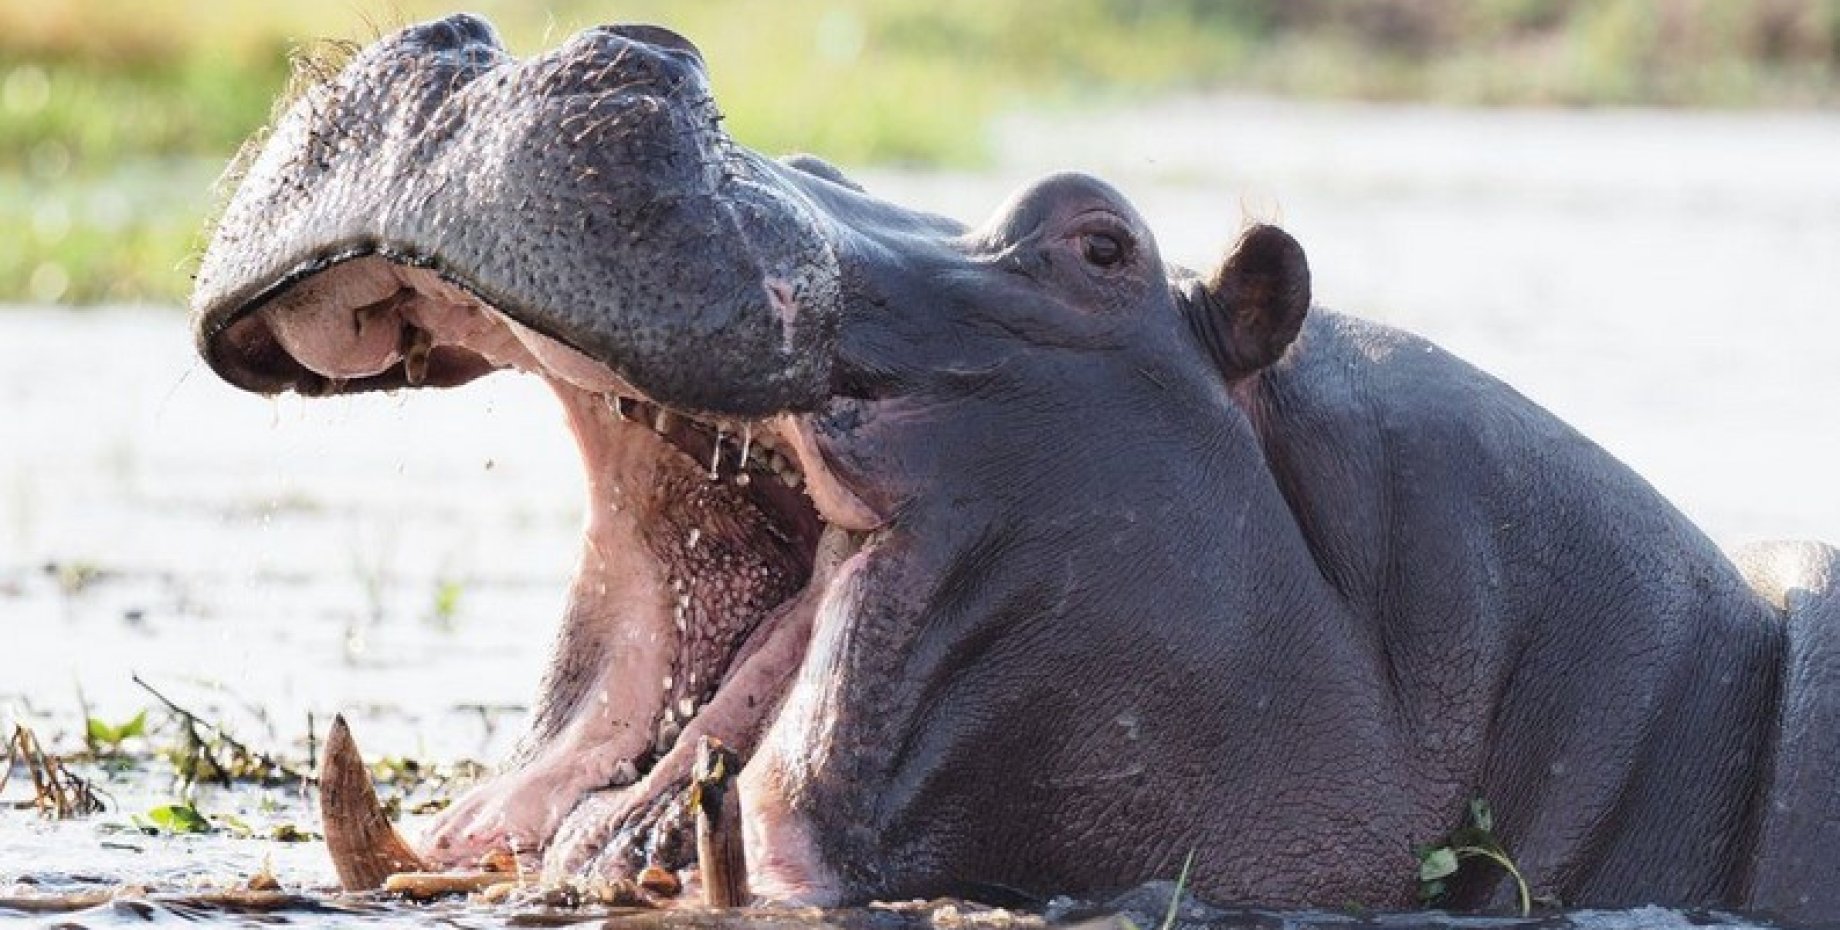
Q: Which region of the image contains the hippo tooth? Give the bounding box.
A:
[708,438,722,481]
[780,470,803,488]
[606,393,627,421]
[319,715,427,891]
[736,472,751,486]
[678,697,697,719]
[609,759,638,787]
[654,408,674,433]
[403,328,433,386]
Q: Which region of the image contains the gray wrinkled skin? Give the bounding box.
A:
[194,16,838,415]
[192,16,1840,927]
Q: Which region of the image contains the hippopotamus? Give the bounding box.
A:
[189,15,1840,924]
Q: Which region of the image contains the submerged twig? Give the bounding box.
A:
[383,871,506,900]
[0,888,330,916]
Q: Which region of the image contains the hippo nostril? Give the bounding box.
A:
[403,13,504,53]
[603,24,706,66]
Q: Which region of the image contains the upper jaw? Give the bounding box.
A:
[193,13,842,418]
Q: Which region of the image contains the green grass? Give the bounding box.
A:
[4,0,1839,306]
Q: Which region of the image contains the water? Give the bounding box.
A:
[3,96,1835,928]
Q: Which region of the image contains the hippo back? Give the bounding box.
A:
[1732,540,1840,923]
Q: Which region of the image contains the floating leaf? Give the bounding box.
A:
[271,823,320,843]
[1469,797,1494,833]
[1418,846,1459,881]
[215,812,253,836]
[145,802,212,834]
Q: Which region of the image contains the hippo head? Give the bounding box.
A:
[194,16,1311,904]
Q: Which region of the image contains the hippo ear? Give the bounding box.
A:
[1184,224,1311,380]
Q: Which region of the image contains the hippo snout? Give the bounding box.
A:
[192,13,839,417]
[398,12,503,56]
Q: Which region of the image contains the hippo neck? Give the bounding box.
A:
[1242,310,1788,907]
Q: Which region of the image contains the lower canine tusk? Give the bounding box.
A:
[320,714,428,890]
[693,736,749,907]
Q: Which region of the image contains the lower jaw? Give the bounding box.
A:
[418,378,866,873]
[533,521,866,880]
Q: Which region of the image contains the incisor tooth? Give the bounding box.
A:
[403,329,433,386]
[654,408,674,433]
[656,717,682,753]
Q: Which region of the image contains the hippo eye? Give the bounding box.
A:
[1081,231,1127,267]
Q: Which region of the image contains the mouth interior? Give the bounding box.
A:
[216,255,837,787]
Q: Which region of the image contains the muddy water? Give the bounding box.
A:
[3,98,1834,928]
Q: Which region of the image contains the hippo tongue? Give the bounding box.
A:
[191,14,840,417]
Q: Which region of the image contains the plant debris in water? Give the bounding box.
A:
[1417,797,1532,916]
[3,722,106,818]
[133,673,309,792]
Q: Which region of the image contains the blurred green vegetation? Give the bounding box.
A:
[3,0,1838,305]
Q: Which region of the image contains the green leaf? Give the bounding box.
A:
[215,812,252,836]
[1469,797,1494,834]
[270,823,319,843]
[432,579,463,624]
[146,803,213,834]
[1418,879,1447,902]
[86,710,148,748]
[1418,846,1459,881]
[117,710,148,739]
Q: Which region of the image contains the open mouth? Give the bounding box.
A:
[211,253,875,871]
